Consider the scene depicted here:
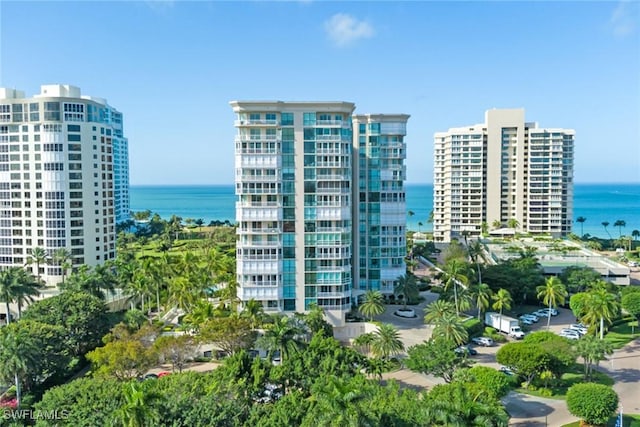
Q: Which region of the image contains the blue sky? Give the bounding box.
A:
[1,1,638,185]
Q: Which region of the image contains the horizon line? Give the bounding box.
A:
[129,181,640,187]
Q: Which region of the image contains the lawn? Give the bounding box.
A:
[517,364,614,400]
[604,320,640,349]
[562,414,640,427]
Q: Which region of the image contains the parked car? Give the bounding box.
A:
[568,324,588,335]
[519,317,534,325]
[520,314,539,323]
[499,366,515,376]
[454,345,478,356]
[536,308,558,317]
[471,337,494,347]
[559,329,580,340]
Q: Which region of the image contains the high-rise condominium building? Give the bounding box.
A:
[231,101,409,326]
[433,108,574,242]
[0,84,130,285]
[353,114,409,295]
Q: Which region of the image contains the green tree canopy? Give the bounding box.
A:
[622,292,640,321]
[21,291,110,357]
[198,315,257,355]
[406,337,471,383]
[566,383,619,426]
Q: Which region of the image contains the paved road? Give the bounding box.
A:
[379,296,629,426]
[598,338,640,414]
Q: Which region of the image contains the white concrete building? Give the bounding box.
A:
[0,84,130,285]
[231,101,410,326]
[434,109,574,242]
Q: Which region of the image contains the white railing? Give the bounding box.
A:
[235,119,279,126]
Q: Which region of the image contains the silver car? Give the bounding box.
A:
[471,337,494,347]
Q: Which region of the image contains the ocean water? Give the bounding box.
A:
[130,183,639,239]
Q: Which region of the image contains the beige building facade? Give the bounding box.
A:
[434,108,574,242]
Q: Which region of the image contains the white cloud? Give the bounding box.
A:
[609,0,637,37]
[324,13,374,47]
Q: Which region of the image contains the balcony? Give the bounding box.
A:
[238,227,282,235]
[238,261,281,274]
[238,239,281,248]
[238,287,281,300]
[235,119,279,126]
[238,174,280,183]
[236,208,281,221]
[317,291,350,298]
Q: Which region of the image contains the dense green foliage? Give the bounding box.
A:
[566,383,619,425]
[33,334,511,426]
[406,338,471,383]
[465,366,512,398]
[21,291,110,357]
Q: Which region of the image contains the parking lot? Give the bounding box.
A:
[468,306,578,366]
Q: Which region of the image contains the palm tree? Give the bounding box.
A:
[394,274,418,310]
[480,221,489,237]
[613,220,626,238]
[29,247,49,279]
[492,219,501,230]
[418,222,423,233]
[536,277,568,330]
[52,248,73,285]
[601,221,612,240]
[632,229,640,242]
[424,299,455,325]
[241,298,266,329]
[432,312,468,346]
[183,300,216,331]
[0,268,40,323]
[576,216,586,238]
[353,332,375,356]
[258,315,303,361]
[11,268,42,318]
[115,381,160,427]
[426,382,510,427]
[506,218,520,231]
[574,335,613,380]
[314,377,371,427]
[126,269,154,314]
[0,325,37,407]
[441,259,469,316]
[358,290,385,321]
[492,288,513,331]
[370,323,404,361]
[470,283,492,321]
[467,240,487,286]
[0,269,18,324]
[582,288,619,339]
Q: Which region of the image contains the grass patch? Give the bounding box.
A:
[562,414,640,427]
[604,320,640,349]
[517,364,614,400]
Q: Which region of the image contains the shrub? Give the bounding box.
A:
[417,283,432,292]
[538,388,553,397]
[463,318,484,338]
[566,383,619,426]
[467,366,512,398]
[484,327,507,343]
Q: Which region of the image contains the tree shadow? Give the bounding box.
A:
[503,392,555,420]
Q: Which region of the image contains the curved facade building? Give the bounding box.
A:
[0,84,129,285]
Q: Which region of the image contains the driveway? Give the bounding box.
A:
[597,338,640,414]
